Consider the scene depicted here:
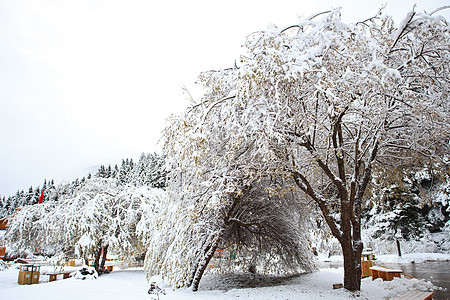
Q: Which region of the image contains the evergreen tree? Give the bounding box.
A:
[113,165,119,179]
[96,165,107,178]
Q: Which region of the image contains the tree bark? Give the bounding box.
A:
[99,244,109,272]
[341,238,362,290]
[93,240,103,274]
[187,242,210,288]
[190,187,248,291]
[191,233,222,292]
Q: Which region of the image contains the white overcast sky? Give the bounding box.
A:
[1,0,449,196]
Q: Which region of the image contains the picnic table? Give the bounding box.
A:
[369,265,402,281]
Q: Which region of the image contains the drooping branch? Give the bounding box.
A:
[429,5,450,15]
[355,5,386,27]
[227,218,262,234]
[201,96,236,124]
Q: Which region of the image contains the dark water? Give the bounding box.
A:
[319,261,450,300]
[382,262,450,300]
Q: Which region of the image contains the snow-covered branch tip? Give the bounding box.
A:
[280,10,332,34]
[430,5,450,15]
[390,9,416,51]
[201,95,236,123]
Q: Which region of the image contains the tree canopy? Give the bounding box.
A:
[162,8,449,290]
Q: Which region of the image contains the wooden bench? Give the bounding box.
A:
[0,247,6,259]
[391,291,434,300]
[369,266,402,281]
[47,271,72,282]
[104,265,114,272]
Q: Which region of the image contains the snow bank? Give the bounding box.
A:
[362,276,440,299]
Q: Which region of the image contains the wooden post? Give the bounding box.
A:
[396,239,402,257]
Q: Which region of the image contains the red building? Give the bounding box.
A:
[0,216,9,259]
[0,216,8,230]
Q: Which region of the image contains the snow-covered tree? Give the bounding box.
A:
[361,164,450,254]
[144,176,313,291]
[1,152,167,219]
[126,153,167,188]
[108,184,166,262]
[5,177,165,274]
[5,199,69,257]
[162,8,449,291]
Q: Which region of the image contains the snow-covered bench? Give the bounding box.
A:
[391,290,434,300]
[46,271,72,282]
[369,266,402,281]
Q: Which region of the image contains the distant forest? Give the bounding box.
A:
[0,152,166,219]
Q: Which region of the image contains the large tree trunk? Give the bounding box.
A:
[99,244,109,273]
[93,240,103,274]
[187,241,210,288]
[341,239,361,291]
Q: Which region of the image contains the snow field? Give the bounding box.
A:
[0,264,442,300]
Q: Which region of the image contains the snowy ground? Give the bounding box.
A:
[0,254,448,300]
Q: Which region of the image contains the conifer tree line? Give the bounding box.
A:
[0,152,166,219]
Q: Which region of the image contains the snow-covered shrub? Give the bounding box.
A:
[74,266,98,280]
[0,260,8,271]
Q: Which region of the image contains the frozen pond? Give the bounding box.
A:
[319,260,450,300]
[382,261,450,300]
